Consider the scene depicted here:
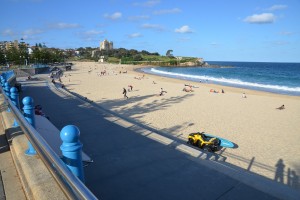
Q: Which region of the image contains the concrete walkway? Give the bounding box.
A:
[0,100,26,199]
[18,77,299,200]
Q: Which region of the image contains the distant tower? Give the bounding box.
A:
[100,39,113,51]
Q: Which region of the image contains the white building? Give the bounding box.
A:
[100,39,113,51]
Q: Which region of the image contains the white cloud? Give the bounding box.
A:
[273,41,289,45]
[21,35,41,40]
[1,29,15,36]
[176,37,190,42]
[175,25,193,33]
[153,8,181,15]
[84,30,104,35]
[21,29,44,40]
[244,13,275,24]
[141,23,164,31]
[266,5,288,11]
[279,31,293,36]
[128,15,150,21]
[128,33,142,38]
[79,30,104,41]
[104,12,122,20]
[133,0,160,7]
[49,23,80,29]
[23,29,44,35]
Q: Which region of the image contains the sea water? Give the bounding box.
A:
[141,61,300,96]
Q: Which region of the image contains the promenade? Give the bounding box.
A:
[7,74,298,200]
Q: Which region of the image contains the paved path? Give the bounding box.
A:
[19,78,280,200]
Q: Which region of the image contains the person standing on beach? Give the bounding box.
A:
[123,88,128,99]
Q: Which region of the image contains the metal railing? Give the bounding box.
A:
[1,72,97,200]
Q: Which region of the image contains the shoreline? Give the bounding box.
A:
[135,66,300,98]
[133,65,300,100]
[61,62,300,188]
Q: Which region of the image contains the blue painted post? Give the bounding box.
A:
[10,87,19,108]
[60,125,85,182]
[4,82,10,96]
[0,76,4,87]
[1,75,6,87]
[22,96,37,155]
[4,82,11,112]
[10,87,20,127]
[0,76,4,95]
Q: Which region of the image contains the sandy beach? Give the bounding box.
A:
[60,61,300,188]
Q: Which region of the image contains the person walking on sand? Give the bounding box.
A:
[123,88,128,99]
[160,88,167,96]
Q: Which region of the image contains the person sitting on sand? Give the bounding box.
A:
[183,86,193,92]
[242,93,247,98]
[210,89,218,93]
[185,84,198,88]
[276,105,285,110]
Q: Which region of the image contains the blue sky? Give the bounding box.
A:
[1,0,299,62]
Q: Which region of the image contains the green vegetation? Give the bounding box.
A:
[0,41,201,67]
[97,49,200,66]
[0,43,65,67]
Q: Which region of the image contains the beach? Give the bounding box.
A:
[61,61,300,187]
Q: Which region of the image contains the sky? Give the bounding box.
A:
[1,0,300,62]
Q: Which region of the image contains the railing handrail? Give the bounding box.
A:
[1,76,97,199]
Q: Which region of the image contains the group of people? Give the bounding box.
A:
[134,74,145,80]
[122,86,167,99]
[97,70,107,76]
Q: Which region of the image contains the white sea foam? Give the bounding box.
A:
[150,68,300,93]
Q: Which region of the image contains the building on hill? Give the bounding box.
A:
[100,39,113,51]
[0,40,19,51]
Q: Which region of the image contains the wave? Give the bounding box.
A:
[149,68,300,93]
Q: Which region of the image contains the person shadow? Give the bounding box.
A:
[274,159,285,183]
[291,171,299,189]
[287,168,300,189]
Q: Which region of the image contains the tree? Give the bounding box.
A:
[0,50,6,65]
[129,49,138,56]
[133,54,142,61]
[141,50,150,55]
[6,47,20,64]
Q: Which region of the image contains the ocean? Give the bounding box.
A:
[141,61,300,96]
